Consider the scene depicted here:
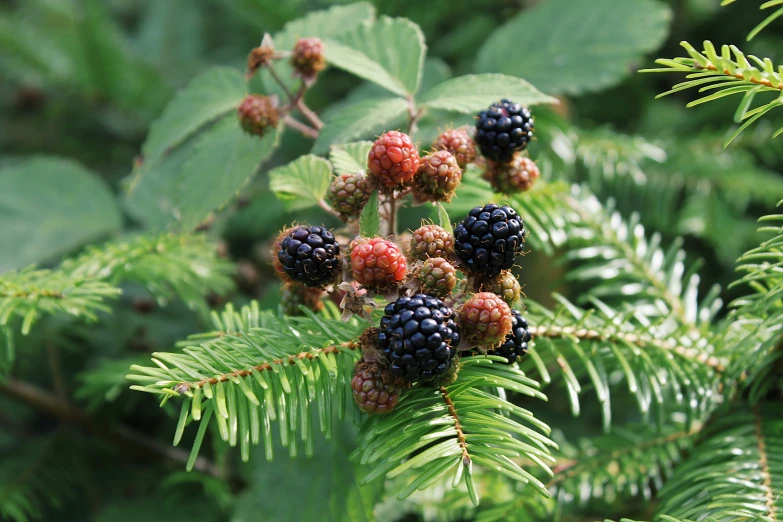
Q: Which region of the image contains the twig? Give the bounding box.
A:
[530,324,727,372]
[318,199,341,218]
[387,196,398,237]
[183,341,359,389]
[752,405,777,520]
[283,115,319,139]
[440,386,471,466]
[406,95,424,135]
[296,99,324,130]
[266,62,295,101]
[0,378,231,483]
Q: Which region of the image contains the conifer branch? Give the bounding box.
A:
[752,405,777,521]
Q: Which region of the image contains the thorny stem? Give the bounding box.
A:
[440,386,471,466]
[0,378,231,483]
[283,115,319,139]
[752,405,777,520]
[181,341,360,390]
[530,323,727,372]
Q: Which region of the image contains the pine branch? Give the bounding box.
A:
[0,267,120,336]
[522,297,724,427]
[61,233,234,316]
[127,301,367,465]
[549,422,700,505]
[641,41,783,145]
[724,202,783,402]
[352,356,556,506]
[655,404,782,521]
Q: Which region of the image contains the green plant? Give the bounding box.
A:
[1,1,782,521]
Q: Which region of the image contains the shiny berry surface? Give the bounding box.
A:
[474,99,533,163]
[453,204,526,277]
[277,226,340,287]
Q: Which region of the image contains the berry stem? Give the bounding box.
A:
[266,62,295,101]
[387,195,398,237]
[282,114,319,139]
[406,95,424,135]
[296,98,324,130]
[318,198,341,218]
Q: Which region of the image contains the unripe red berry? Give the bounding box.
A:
[367,131,420,190]
[351,358,399,414]
[351,237,407,289]
[237,95,279,137]
[327,171,375,222]
[459,292,513,347]
[414,150,462,203]
[431,127,477,169]
[488,156,540,194]
[409,224,454,262]
[416,257,457,297]
[291,37,326,78]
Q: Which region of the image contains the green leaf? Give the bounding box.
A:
[435,202,453,235]
[142,67,246,163]
[127,116,278,231]
[176,117,277,230]
[0,157,121,271]
[476,0,671,95]
[420,74,557,112]
[269,155,333,211]
[324,17,426,97]
[312,97,408,155]
[329,142,373,173]
[359,191,380,237]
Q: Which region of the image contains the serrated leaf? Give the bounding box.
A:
[142,67,246,162]
[312,97,408,155]
[329,142,373,173]
[476,0,671,95]
[324,17,426,97]
[435,202,454,235]
[420,74,557,112]
[0,157,122,271]
[176,117,278,230]
[126,116,278,231]
[359,191,380,237]
[269,155,333,211]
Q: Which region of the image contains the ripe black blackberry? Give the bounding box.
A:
[454,204,526,277]
[474,99,533,163]
[377,294,460,382]
[487,310,531,364]
[277,225,341,288]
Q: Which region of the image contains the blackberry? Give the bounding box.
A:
[327,171,375,221]
[474,100,533,163]
[414,150,462,203]
[487,310,531,364]
[277,225,341,288]
[291,37,326,79]
[459,292,513,347]
[454,204,526,277]
[415,257,457,298]
[431,127,477,169]
[378,294,460,383]
[409,224,454,262]
[484,270,522,306]
[237,94,279,137]
[489,156,540,194]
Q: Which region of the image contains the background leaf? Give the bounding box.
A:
[0,158,121,271]
[420,74,557,112]
[313,98,408,154]
[127,116,278,231]
[329,142,373,173]
[324,17,426,96]
[476,0,671,95]
[141,67,246,163]
[269,155,333,210]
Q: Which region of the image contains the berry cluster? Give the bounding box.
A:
[258,90,541,416]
